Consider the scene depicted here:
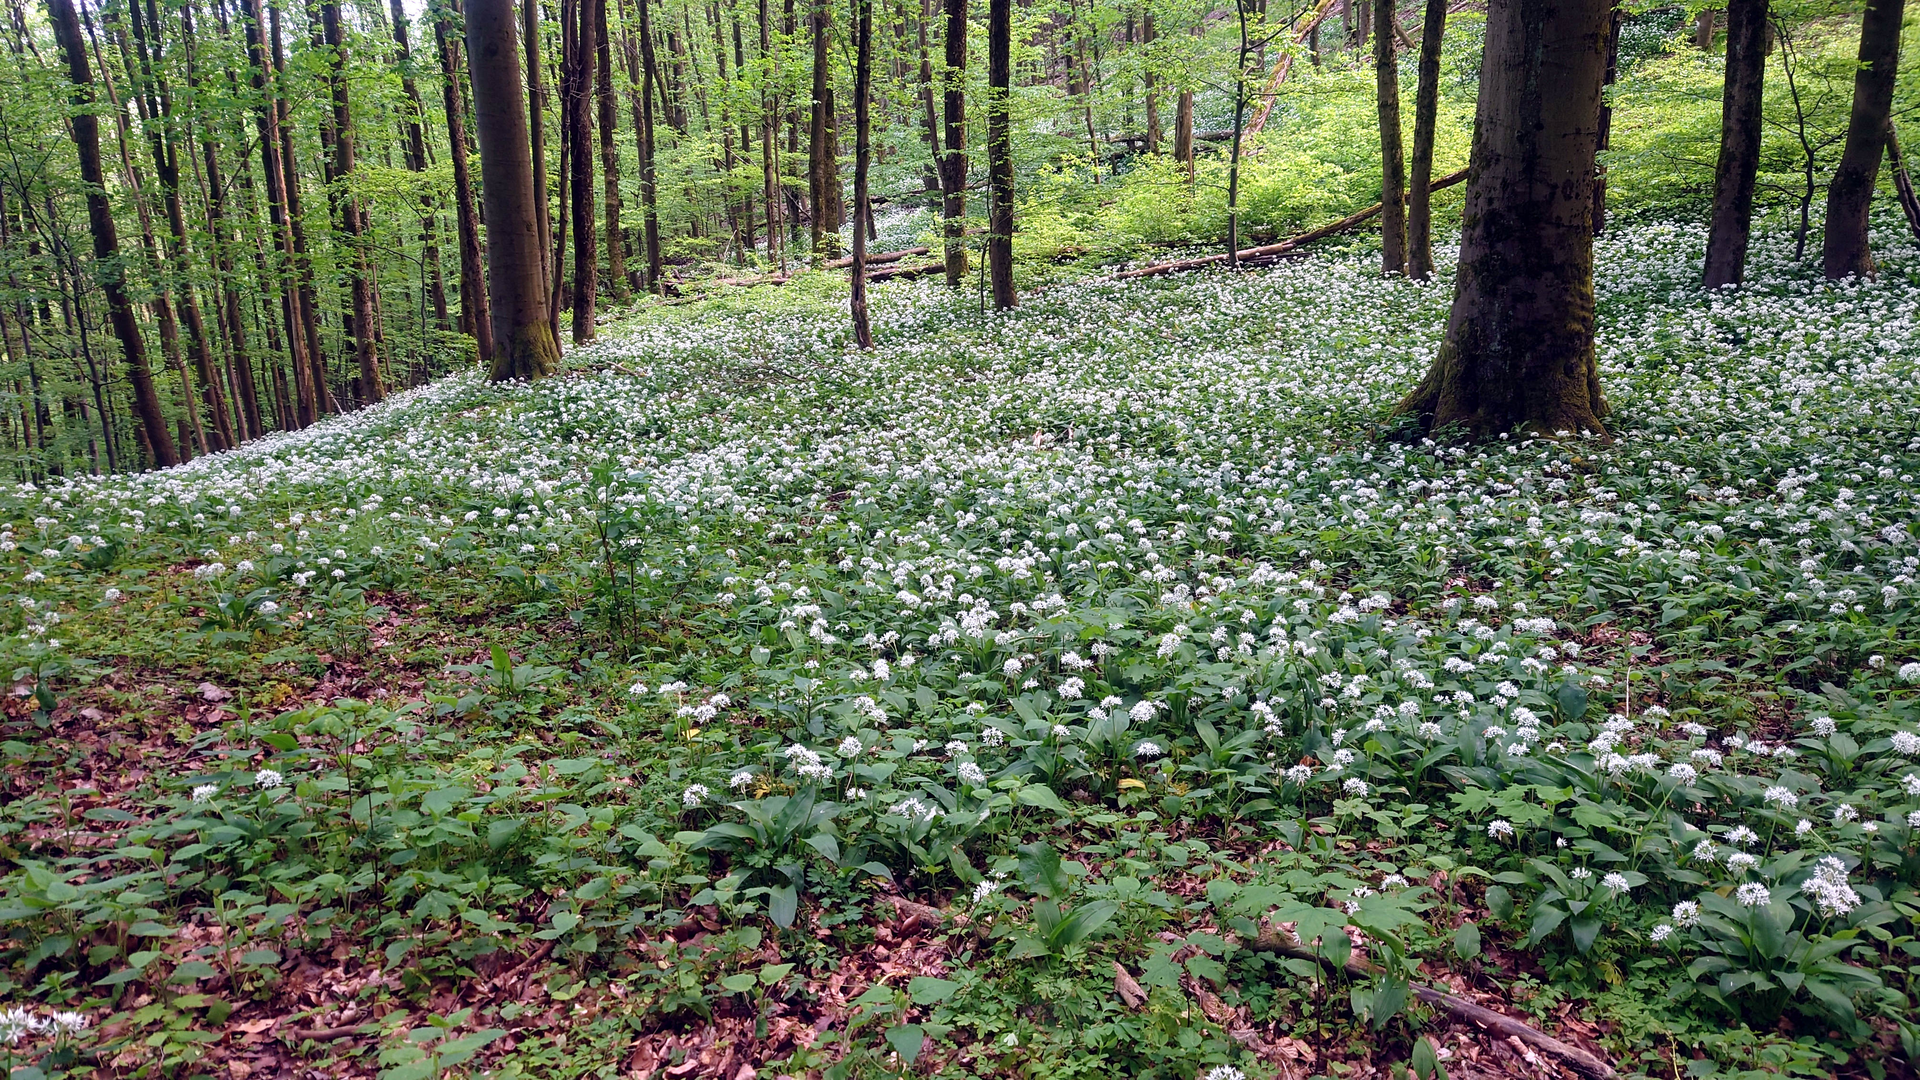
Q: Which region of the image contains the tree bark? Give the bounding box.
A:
[392,0,453,332]
[1821,0,1905,279]
[49,0,177,467]
[916,0,941,194]
[809,0,836,253]
[524,0,554,295]
[851,0,874,347]
[986,0,1014,308]
[760,0,783,268]
[941,0,968,284]
[1591,3,1620,234]
[1694,7,1714,48]
[1406,0,1445,277]
[128,0,234,449]
[1703,0,1767,287]
[564,0,598,341]
[1143,11,1160,152]
[1175,90,1194,170]
[1375,0,1407,274]
[597,0,626,299]
[1395,0,1611,441]
[629,0,665,288]
[435,0,494,362]
[322,0,386,403]
[270,3,329,418]
[468,0,562,380]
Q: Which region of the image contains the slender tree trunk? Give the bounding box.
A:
[1703,0,1767,286]
[941,0,967,284]
[468,0,562,379]
[987,0,1014,308]
[731,6,754,251]
[760,0,783,267]
[271,4,329,416]
[322,0,385,403]
[1406,0,1445,277]
[1694,7,1714,48]
[1227,0,1252,264]
[851,0,873,347]
[128,0,234,449]
[1175,89,1194,172]
[809,0,834,253]
[1375,0,1407,274]
[631,0,665,287]
[391,0,452,331]
[1591,2,1620,234]
[524,0,554,293]
[597,0,626,298]
[1887,123,1920,241]
[564,0,598,341]
[1821,0,1905,279]
[1395,0,1611,441]
[49,0,177,467]
[917,0,941,193]
[1143,11,1159,152]
[436,0,494,361]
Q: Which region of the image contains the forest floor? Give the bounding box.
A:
[5,220,1920,1080]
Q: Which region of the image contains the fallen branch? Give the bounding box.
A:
[1246,925,1616,1080]
[821,245,931,269]
[281,1022,376,1042]
[1112,166,1469,280]
[1244,0,1341,141]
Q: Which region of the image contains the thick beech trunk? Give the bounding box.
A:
[468,0,562,380]
[1406,0,1445,277]
[851,0,874,347]
[1821,0,1905,279]
[1375,0,1407,275]
[49,0,177,467]
[941,0,968,284]
[987,0,1015,308]
[1703,0,1767,287]
[1395,0,1611,441]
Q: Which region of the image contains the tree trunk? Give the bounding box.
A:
[851,0,874,347]
[271,3,329,417]
[436,0,494,362]
[630,0,665,288]
[809,0,835,253]
[49,0,177,467]
[322,0,385,403]
[1175,90,1194,170]
[760,0,783,268]
[1375,0,1407,274]
[564,0,598,341]
[391,0,452,332]
[1694,7,1714,48]
[524,0,555,293]
[128,0,234,449]
[941,0,968,284]
[468,0,562,380]
[1887,123,1920,241]
[1394,0,1611,441]
[917,0,941,194]
[1143,11,1159,152]
[1406,0,1445,277]
[597,0,627,299]
[987,0,1015,308]
[1703,0,1767,287]
[1821,0,1905,279]
[1591,3,1620,234]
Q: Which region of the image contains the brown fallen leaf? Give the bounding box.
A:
[198,682,232,702]
[1113,962,1146,1009]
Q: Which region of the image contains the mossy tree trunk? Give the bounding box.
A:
[1395,0,1611,441]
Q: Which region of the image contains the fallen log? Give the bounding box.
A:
[821,245,931,269]
[868,261,946,282]
[1246,924,1616,1080]
[1112,166,1470,280]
